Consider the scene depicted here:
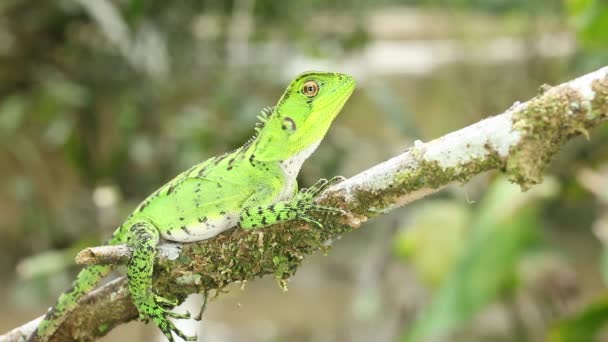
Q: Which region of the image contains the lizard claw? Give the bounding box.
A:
[311,204,346,214]
[297,214,324,228]
[160,320,197,342]
[154,294,179,308]
[306,176,345,197]
[141,294,196,341]
[296,175,345,202]
[329,175,346,183]
[167,310,191,319]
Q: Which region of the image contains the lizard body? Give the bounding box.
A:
[32,71,355,341]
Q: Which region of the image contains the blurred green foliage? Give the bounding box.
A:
[566,0,608,71]
[401,178,556,341]
[1,0,608,341]
[567,0,608,49]
[394,201,471,287]
[549,294,608,341]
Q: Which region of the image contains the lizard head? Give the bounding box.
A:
[254,71,355,162]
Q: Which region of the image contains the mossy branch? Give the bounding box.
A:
[2,66,608,342]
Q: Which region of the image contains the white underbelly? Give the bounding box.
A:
[276,141,321,201]
[161,213,240,242]
[276,177,296,201]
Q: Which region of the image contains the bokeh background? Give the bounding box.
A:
[1,0,608,341]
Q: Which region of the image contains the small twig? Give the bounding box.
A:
[75,245,132,265]
[75,242,199,265]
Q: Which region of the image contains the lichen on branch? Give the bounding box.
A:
[508,76,608,189]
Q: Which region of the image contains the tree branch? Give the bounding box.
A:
[3,66,608,342]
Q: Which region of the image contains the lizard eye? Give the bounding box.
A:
[302,81,319,97]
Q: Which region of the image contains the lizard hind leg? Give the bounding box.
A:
[126,220,196,342]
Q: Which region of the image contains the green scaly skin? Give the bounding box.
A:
[31,71,355,341]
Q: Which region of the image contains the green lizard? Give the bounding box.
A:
[31,71,355,341]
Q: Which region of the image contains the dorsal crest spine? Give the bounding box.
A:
[254,106,276,134]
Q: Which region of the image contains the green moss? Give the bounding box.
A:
[414,153,504,189]
[176,273,201,285]
[272,255,290,279]
[348,146,504,219]
[592,78,608,120]
[151,209,353,302]
[97,323,109,334]
[507,75,608,190]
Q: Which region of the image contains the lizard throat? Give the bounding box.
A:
[276,140,321,200]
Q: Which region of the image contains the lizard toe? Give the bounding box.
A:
[297,214,323,228]
[169,321,197,341]
[154,294,179,308]
[162,331,175,342]
[329,175,346,183]
[167,309,191,319]
[156,310,196,342]
[312,204,346,214]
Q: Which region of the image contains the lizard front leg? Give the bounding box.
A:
[126,221,196,342]
[239,176,345,229]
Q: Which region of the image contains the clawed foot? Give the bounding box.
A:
[139,294,197,342]
[305,176,345,197]
[294,176,347,228]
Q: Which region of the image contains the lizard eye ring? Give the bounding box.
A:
[302,81,319,97]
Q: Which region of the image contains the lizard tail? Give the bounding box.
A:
[31,265,112,341]
[30,228,127,341]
